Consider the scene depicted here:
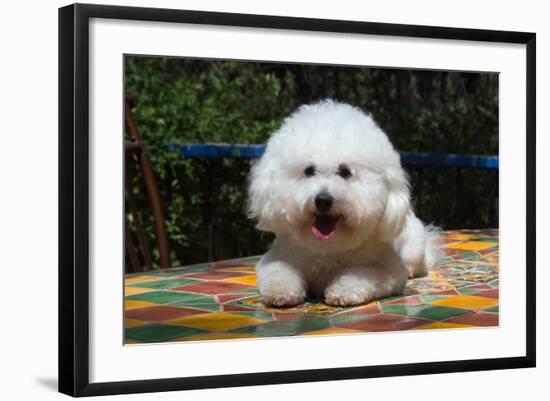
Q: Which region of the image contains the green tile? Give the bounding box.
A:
[234,311,274,319]
[475,237,499,243]
[489,280,499,289]
[485,305,499,313]
[125,323,205,342]
[229,288,260,294]
[330,314,374,326]
[163,293,217,305]
[126,291,213,305]
[229,318,329,337]
[420,295,449,303]
[171,302,220,312]
[457,289,482,295]
[454,251,482,258]
[129,278,202,289]
[381,304,470,321]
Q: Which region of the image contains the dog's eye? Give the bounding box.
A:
[304,166,316,177]
[337,165,352,179]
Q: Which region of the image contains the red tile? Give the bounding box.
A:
[339,314,430,332]
[172,281,252,295]
[445,311,499,327]
[273,313,316,320]
[125,305,205,321]
[474,289,499,299]
[460,284,494,291]
[386,295,423,305]
[337,303,381,316]
[217,293,254,303]
[443,248,467,256]
[221,304,254,312]
[427,289,459,296]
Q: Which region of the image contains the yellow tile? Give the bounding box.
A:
[172,332,261,342]
[124,286,155,296]
[167,312,267,331]
[303,328,362,336]
[221,267,256,273]
[432,295,499,309]
[222,275,257,286]
[125,318,147,328]
[445,241,496,251]
[124,339,141,344]
[416,322,475,330]
[444,233,476,240]
[125,275,158,284]
[125,300,157,311]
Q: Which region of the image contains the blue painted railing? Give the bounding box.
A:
[166,143,498,169]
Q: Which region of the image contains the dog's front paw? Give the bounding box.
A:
[405,262,428,278]
[260,280,305,307]
[324,288,372,306]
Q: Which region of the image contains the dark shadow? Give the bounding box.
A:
[35,377,57,392]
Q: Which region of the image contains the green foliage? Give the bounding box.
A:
[124,56,498,270]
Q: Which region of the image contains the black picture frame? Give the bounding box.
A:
[58,3,536,397]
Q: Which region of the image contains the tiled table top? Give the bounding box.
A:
[125,229,499,343]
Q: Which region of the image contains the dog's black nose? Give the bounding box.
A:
[315,192,333,212]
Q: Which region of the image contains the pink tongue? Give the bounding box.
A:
[312,215,337,241]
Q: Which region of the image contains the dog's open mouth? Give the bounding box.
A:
[312,214,339,241]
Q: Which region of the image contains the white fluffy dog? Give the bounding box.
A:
[248,100,440,307]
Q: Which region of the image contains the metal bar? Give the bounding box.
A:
[166,143,499,169]
[125,161,154,270]
[125,93,171,269]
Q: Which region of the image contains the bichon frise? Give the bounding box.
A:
[248,100,440,307]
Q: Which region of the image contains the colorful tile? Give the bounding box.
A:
[230,318,330,337]
[444,233,476,240]
[125,300,157,310]
[126,305,207,321]
[125,275,159,285]
[445,311,499,327]
[173,281,252,295]
[475,289,499,299]
[128,278,202,289]
[381,304,471,321]
[125,286,156,296]
[303,328,363,336]
[222,275,257,286]
[125,323,205,343]
[161,293,216,305]
[431,295,498,310]
[125,318,147,329]
[177,332,262,342]
[126,291,208,305]
[445,241,496,251]
[124,230,499,343]
[186,271,250,280]
[339,314,430,332]
[417,322,475,330]
[167,312,267,331]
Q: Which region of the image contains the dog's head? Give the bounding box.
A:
[248,100,410,252]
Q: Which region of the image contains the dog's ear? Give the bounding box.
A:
[247,156,277,231]
[377,168,410,242]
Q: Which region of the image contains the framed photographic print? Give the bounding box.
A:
[58,2,536,397]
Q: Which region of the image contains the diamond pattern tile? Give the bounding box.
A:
[125,229,499,343]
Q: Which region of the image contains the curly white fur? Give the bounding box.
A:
[248,100,441,306]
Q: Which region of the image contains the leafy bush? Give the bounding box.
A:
[124,56,498,270]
